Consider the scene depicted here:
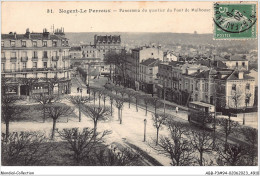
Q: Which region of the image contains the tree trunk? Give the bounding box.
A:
[199,151,203,166]
[118,108,120,121]
[155,106,157,115]
[99,96,101,107]
[145,104,147,116]
[136,99,138,112]
[110,101,113,116]
[79,105,81,122]
[94,93,96,107]
[51,119,57,140]
[109,64,112,81]
[104,97,106,108]
[93,121,97,140]
[43,106,46,123]
[129,99,130,108]
[5,120,10,141]
[120,108,123,124]
[156,128,159,145]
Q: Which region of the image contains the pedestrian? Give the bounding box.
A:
[176,106,179,114]
[77,87,79,93]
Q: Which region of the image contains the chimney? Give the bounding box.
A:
[14,32,17,39]
[238,71,244,79]
[25,28,30,39]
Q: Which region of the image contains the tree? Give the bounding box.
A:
[89,86,99,107]
[217,116,239,148]
[215,142,247,166]
[33,93,59,123]
[20,78,38,98]
[67,96,90,122]
[1,131,52,166]
[114,96,126,124]
[107,92,115,116]
[58,128,110,165]
[151,120,193,166]
[95,146,139,166]
[125,88,135,108]
[231,89,242,110]
[113,86,123,95]
[187,127,214,166]
[104,51,121,81]
[133,91,141,112]
[96,87,105,107]
[239,127,258,165]
[152,113,168,145]
[148,97,161,115]
[82,105,111,138]
[1,95,23,140]
[46,104,73,139]
[142,95,151,116]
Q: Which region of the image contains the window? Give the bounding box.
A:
[22,62,27,69]
[53,62,57,69]
[205,83,209,92]
[33,41,37,47]
[232,84,236,91]
[1,63,5,71]
[1,41,4,47]
[43,51,48,58]
[236,62,238,67]
[52,41,57,47]
[21,51,27,59]
[43,62,47,68]
[1,52,5,58]
[151,53,154,55]
[33,62,37,68]
[11,41,16,47]
[43,41,47,47]
[33,51,38,58]
[21,41,26,47]
[242,62,245,67]
[246,83,250,90]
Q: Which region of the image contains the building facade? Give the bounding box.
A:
[139,58,160,95]
[1,28,71,96]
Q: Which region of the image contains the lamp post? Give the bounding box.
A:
[144,119,147,142]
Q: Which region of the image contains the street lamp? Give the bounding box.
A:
[144,119,147,142]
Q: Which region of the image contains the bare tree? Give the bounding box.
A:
[215,142,247,166]
[58,128,111,165]
[1,131,52,166]
[89,86,100,107]
[95,146,140,166]
[142,95,151,116]
[217,116,240,148]
[187,127,214,166]
[20,78,38,98]
[107,92,115,116]
[125,88,135,108]
[33,93,59,123]
[113,86,123,95]
[152,113,168,145]
[82,105,111,138]
[239,127,258,165]
[1,95,23,140]
[67,96,90,122]
[148,97,161,115]
[151,120,193,165]
[96,87,105,107]
[114,96,126,124]
[46,104,73,139]
[133,91,141,112]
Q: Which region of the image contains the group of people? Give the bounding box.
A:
[77,87,82,93]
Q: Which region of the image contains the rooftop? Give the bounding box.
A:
[140,58,159,67]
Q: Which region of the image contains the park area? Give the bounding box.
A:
[1,76,258,166]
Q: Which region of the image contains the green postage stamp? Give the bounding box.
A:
[214,2,257,39]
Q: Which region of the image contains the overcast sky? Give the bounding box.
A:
[2,1,214,34]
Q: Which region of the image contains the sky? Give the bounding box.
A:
[1,1,214,34]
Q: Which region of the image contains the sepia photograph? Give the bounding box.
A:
[0,1,259,175]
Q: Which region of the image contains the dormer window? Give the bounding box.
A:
[11,41,16,47]
[33,41,37,47]
[21,41,26,47]
[52,41,57,47]
[43,41,47,47]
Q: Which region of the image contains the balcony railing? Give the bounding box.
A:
[10,57,17,62]
[1,57,6,62]
[21,57,28,62]
[62,56,70,61]
[2,67,72,73]
[32,57,38,61]
[42,57,48,61]
[52,56,59,61]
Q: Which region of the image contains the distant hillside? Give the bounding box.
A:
[66,32,257,50]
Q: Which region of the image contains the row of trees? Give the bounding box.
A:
[150,115,258,166]
[2,129,139,166]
